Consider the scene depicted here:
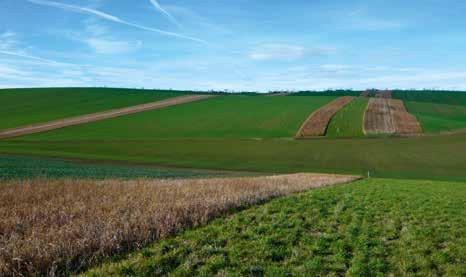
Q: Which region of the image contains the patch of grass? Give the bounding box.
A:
[404,101,466,133]
[17,95,336,140]
[2,133,466,181]
[0,155,217,180]
[326,97,368,137]
[0,88,183,130]
[85,178,466,276]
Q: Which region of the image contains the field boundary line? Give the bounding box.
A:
[295,96,354,138]
[0,95,216,139]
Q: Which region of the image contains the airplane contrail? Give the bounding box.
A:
[149,0,182,29]
[27,0,206,44]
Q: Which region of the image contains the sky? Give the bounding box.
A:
[1,0,466,91]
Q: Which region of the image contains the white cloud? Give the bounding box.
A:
[27,0,206,43]
[149,0,182,28]
[83,38,142,54]
[249,44,334,62]
[340,8,402,31]
[0,31,19,51]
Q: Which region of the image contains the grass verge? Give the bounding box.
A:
[85,178,466,276]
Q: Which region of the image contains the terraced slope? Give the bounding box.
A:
[0,88,183,131]
[16,95,336,140]
[326,97,368,137]
[296,96,354,138]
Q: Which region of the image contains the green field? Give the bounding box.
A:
[404,101,466,133]
[16,95,336,140]
[0,155,226,180]
[0,88,183,131]
[86,178,466,276]
[2,133,466,181]
[393,90,466,106]
[326,97,368,137]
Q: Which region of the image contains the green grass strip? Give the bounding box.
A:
[326,97,368,137]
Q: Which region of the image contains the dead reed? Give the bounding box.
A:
[0,173,358,276]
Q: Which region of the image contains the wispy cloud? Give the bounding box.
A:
[83,38,142,54]
[0,50,62,64]
[0,31,72,65]
[149,0,182,29]
[342,8,402,31]
[27,0,206,43]
[249,44,336,62]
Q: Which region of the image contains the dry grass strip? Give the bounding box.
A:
[296,96,354,138]
[0,174,359,276]
[389,99,422,134]
[0,95,215,140]
[364,98,396,134]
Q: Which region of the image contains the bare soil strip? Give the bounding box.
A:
[389,99,423,134]
[0,173,360,276]
[0,95,215,139]
[364,98,422,135]
[296,96,354,138]
[364,98,396,134]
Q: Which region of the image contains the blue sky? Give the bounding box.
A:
[1,0,466,91]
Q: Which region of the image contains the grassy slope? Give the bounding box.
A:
[0,88,183,130]
[17,96,336,140]
[2,133,466,181]
[326,97,368,137]
[86,178,466,276]
[392,90,466,106]
[404,101,466,133]
[0,155,222,180]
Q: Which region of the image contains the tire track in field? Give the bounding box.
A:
[295,96,354,138]
[0,95,216,139]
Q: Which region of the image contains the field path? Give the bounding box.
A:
[0,95,215,139]
[296,96,354,138]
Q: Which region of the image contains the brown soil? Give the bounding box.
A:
[389,99,422,134]
[364,98,422,135]
[0,95,215,139]
[296,96,354,138]
[364,98,396,134]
